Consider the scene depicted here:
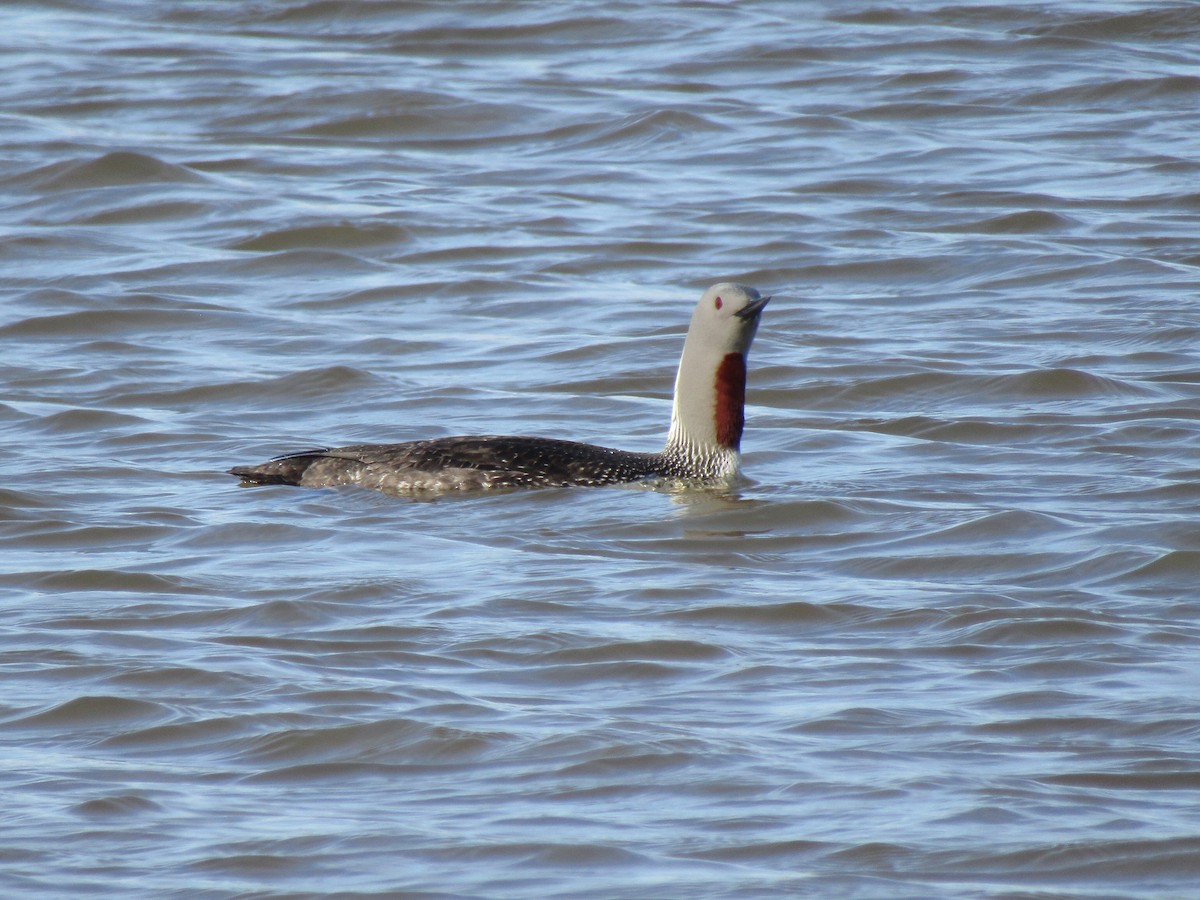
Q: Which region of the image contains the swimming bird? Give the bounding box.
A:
[230,282,770,495]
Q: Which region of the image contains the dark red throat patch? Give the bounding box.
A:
[714,352,747,449]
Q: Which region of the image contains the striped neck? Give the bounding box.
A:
[659,282,768,481]
[663,349,747,479]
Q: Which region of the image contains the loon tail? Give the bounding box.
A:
[229,450,327,486]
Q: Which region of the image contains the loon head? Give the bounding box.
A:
[666,282,771,470]
[691,282,770,355]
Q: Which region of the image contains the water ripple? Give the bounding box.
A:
[3,1,1200,898]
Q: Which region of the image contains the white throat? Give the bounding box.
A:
[660,282,766,479]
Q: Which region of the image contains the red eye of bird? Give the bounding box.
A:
[714,296,723,310]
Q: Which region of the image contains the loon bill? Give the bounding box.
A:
[230,282,770,495]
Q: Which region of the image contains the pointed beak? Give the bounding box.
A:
[735,294,771,320]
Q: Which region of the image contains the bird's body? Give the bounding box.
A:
[231,283,770,496]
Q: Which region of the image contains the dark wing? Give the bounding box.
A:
[231,436,660,488]
[338,435,656,479]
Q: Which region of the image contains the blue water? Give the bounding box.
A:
[3,1,1200,897]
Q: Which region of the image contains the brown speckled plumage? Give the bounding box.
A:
[231,283,769,496]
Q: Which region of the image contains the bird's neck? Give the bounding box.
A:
[664,344,746,475]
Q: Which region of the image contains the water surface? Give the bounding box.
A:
[3,1,1200,897]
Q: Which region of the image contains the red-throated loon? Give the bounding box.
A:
[230,282,770,495]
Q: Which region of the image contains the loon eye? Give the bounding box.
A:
[714,295,723,310]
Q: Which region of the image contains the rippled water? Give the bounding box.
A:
[4,1,1200,896]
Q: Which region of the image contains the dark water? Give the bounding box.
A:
[4,1,1200,896]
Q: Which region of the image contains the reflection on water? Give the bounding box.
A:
[3,1,1200,897]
